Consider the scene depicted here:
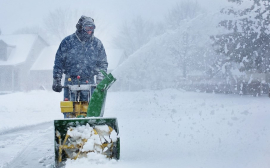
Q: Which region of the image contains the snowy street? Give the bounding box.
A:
[0,90,270,168]
[0,122,54,168]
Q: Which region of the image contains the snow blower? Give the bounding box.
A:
[54,71,120,168]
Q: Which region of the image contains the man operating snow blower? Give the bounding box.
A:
[52,15,108,108]
[51,16,120,167]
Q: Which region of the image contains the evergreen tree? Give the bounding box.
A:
[212,0,270,73]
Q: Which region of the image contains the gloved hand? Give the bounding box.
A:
[52,78,62,92]
[96,74,104,84]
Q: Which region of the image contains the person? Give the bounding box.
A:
[52,15,108,101]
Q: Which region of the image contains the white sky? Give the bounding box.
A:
[0,0,230,48]
[0,0,230,33]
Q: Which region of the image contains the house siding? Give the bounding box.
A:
[0,35,48,93]
[0,40,8,61]
[0,66,13,92]
[18,36,48,91]
[30,70,53,90]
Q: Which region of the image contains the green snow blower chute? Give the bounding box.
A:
[54,71,120,167]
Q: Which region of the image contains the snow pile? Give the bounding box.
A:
[63,123,118,167]
[65,153,118,168]
[66,124,117,152]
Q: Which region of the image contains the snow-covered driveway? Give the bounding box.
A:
[0,122,54,168]
[0,90,269,168]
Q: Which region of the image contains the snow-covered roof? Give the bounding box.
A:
[0,34,38,65]
[31,45,58,71]
[106,49,124,70]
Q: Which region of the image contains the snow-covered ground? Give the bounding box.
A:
[0,91,63,133]
[0,90,270,168]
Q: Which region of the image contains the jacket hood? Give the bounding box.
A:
[76,15,96,42]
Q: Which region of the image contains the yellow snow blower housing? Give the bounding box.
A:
[60,101,89,118]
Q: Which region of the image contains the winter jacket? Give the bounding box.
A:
[53,33,108,80]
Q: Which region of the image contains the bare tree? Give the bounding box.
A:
[165,1,203,29]
[168,28,214,78]
[43,9,79,41]
[43,8,106,42]
[113,16,159,57]
[166,1,212,78]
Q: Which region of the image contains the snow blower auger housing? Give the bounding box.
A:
[54,71,120,167]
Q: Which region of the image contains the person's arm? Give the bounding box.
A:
[52,40,67,92]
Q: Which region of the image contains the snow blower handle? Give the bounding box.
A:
[61,75,82,90]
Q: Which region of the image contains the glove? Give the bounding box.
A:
[96,74,104,84]
[52,78,62,92]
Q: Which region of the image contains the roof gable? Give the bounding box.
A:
[30,45,58,71]
[0,34,38,65]
[0,40,16,61]
[0,40,8,47]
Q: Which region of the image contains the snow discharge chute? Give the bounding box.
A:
[54,71,120,167]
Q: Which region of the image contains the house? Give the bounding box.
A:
[30,45,58,90]
[0,34,48,93]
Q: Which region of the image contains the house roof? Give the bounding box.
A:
[0,40,8,47]
[0,34,38,66]
[31,45,58,71]
[106,48,124,70]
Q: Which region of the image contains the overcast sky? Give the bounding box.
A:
[0,0,230,47]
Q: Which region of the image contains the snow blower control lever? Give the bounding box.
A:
[61,75,96,103]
